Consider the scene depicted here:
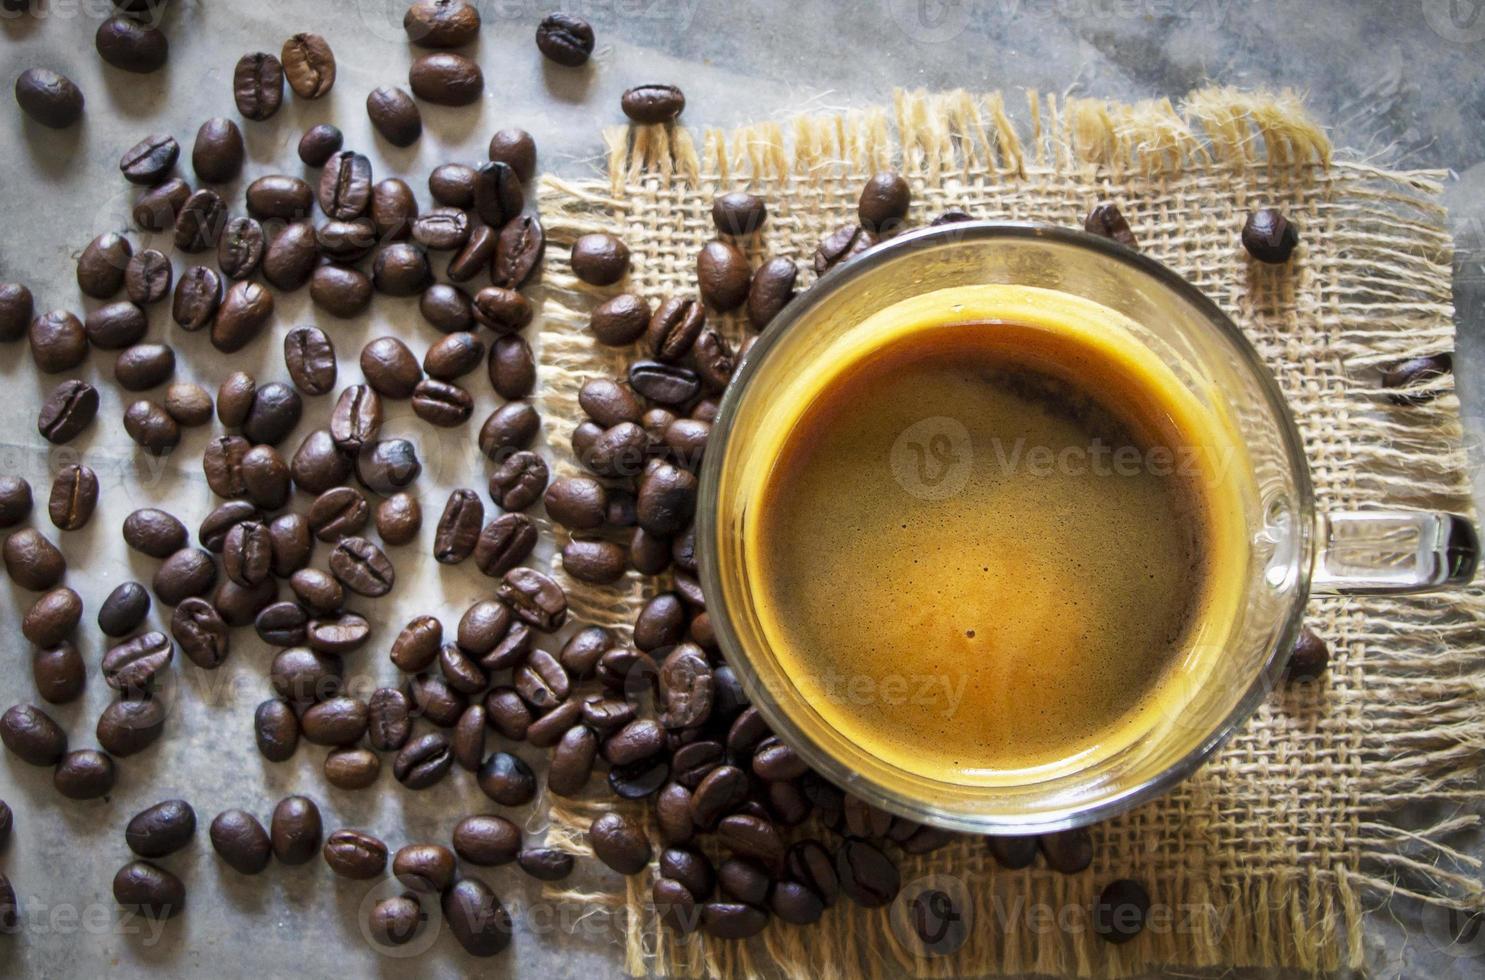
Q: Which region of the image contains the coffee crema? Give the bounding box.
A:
[742,286,1249,784]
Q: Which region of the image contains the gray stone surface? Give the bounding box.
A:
[0,1,1481,977]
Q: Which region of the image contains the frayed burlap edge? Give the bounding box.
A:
[526,87,1485,977]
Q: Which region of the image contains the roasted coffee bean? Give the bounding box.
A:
[986,834,1039,869]
[271,796,323,865]
[478,402,540,460]
[665,418,712,465]
[171,265,221,331]
[609,757,671,799]
[15,68,84,127]
[45,465,97,532]
[474,514,537,578]
[478,751,536,806]
[692,330,735,394]
[423,331,484,381]
[585,423,649,478]
[536,12,595,66]
[355,439,422,494]
[242,381,302,445]
[280,326,336,397]
[1287,625,1330,682]
[241,173,317,220]
[152,548,215,605]
[411,290,471,341]
[394,732,453,789]
[113,342,175,392]
[629,360,701,406]
[310,264,373,317]
[405,671,461,723]
[712,192,768,236]
[121,509,184,559]
[696,241,750,311]
[0,480,30,537]
[560,539,625,584]
[484,686,532,741]
[433,491,483,564]
[446,226,497,284]
[1084,202,1137,247]
[77,232,131,299]
[439,642,489,695]
[134,177,191,232]
[368,178,416,243]
[747,256,797,330]
[588,293,649,347]
[322,829,387,880]
[637,462,698,537]
[815,224,877,274]
[283,572,337,620]
[0,283,33,342]
[28,310,87,374]
[161,383,211,428]
[701,900,769,939]
[452,814,522,867]
[474,335,534,403]
[488,451,547,511]
[388,845,454,897]
[596,646,658,700]
[253,600,308,648]
[577,379,640,429]
[655,644,712,729]
[298,123,343,166]
[124,249,172,304]
[210,810,272,874]
[4,530,67,597]
[588,812,651,875]
[647,296,705,362]
[367,86,421,147]
[325,747,381,790]
[96,582,150,639]
[282,32,336,99]
[262,221,320,291]
[212,280,275,354]
[512,848,570,884]
[301,696,369,747]
[479,128,536,185]
[174,188,228,254]
[655,783,697,845]
[412,207,472,252]
[113,860,183,921]
[330,384,382,452]
[320,151,373,220]
[1038,827,1093,874]
[456,598,513,656]
[409,51,483,105]
[622,84,685,124]
[376,492,422,545]
[858,171,911,232]
[602,718,665,768]
[293,431,352,495]
[89,702,154,757]
[493,214,545,290]
[582,696,637,738]
[240,447,290,509]
[690,765,748,829]
[570,233,630,286]
[442,878,513,958]
[170,597,229,668]
[101,630,173,693]
[1383,352,1454,405]
[36,380,95,445]
[546,724,597,797]
[429,163,477,207]
[367,687,413,752]
[219,576,279,624]
[1242,208,1299,263]
[785,840,839,907]
[54,748,115,799]
[654,877,698,933]
[21,588,81,651]
[234,51,284,120]
[192,117,244,184]
[361,337,422,398]
[411,379,474,427]
[834,837,899,907]
[96,15,168,73]
[472,161,523,229]
[453,705,488,770]
[716,814,785,872]
[405,0,481,47]
[498,566,567,631]
[197,501,259,553]
[2,702,68,765]
[125,800,196,858]
[391,615,442,672]
[841,794,892,840]
[526,697,583,747]
[368,893,419,944]
[329,536,394,597]
[661,848,716,901]
[216,371,258,428]
[1093,878,1151,944]
[514,648,570,712]
[84,302,147,352]
[771,880,824,925]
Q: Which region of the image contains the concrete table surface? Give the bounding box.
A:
[0,1,1482,978]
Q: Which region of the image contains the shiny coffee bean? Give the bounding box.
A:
[493,214,545,290]
[376,492,422,545]
[112,861,184,919]
[55,748,116,799]
[367,688,413,752]
[210,810,272,874]
[394,732,453,789]
[254,699,299,762]
[453,814,522,866]
[323,829,388,880]
[588,812,651,875]
[192,117,244,184]
[409,52,483,106]
[172,598,230,668]
[622,84,685,124]
[15,68,84,128]
[98,582,150,638]
[233,51,284,121]
[310,264,373,318]
[298,123,343,166]
[48,465,98,531]
[589,293,650,346]
[488,451,547,510]
[411,379,474,427]
[477,751,536,806]
[367,86,422,147]
[473,514,537,578]
[282,32,336,99]
[134,178,191,233]
[696,241,750,311]
[262,221,320,291]
[571,234,630,286]
[124,249,172,304]
[172,265,221,330]
[270,795,323,865]
[28,310,88,374]
[1242,208,1299,263]
[96,16,168,73]
[319,151,373,220]
[4,528,66,591]
[324,747,380,790]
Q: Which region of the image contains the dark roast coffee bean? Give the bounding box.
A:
[14,68,84,128]
[0,478,29,532]
[309,264,373,318]
[588,293,650,347]
[47,464,97,531]
[216,583,271,631]
[535,12,595,66]
[474,513,537,578]
[409,52,482,105]
[216,371,257,428]
[697,241,750,311]
[712,192,767,236]
[560,629,613,683]
[498,566,566,631]
[835,838,899,907]
[394,732,453,789]
[173,188,228,254]
[428,164,477,208]
[629,360,701,406]
[114,342,175,391]
[478,751,536,806]
[270,795,322,865]
[77,233,131,299]
[547,725,597,797]
[98,582,150,638]
[440,226,495,285]
[163,382,212,427]
[701,900,769,939]
[602,718,665,768]
[493,214,545,290]
[280,326,336,396]
[442,878,512,958]
[637,462,697,536]
[453,814,521,867]
[690,765,748,829]
[365,688,412,753]
[134,177,191,232]
[1242,208,1299,263]
[408,672,466,727]
[654,877,698,933]
[28,310,87,374]
[842,794,892,839]
[96,15,167,72]
[367,86,421,147]
[588,812,651,875]
[122,509,186,559]
[309,487,369,542]
[478,336,534,402]
[315,217,377,262]
[858,171,911,232]
[192,117,244,184]
[233,51,284,120]
[472,160,523,229]
[55,748,115,799]
[2,702,67,765]
[656,644,713,729]
[610,757,671,799]
[153,547,216,605]
[376,492,422,545]
[126,800,196,858]
[262,221,319,291]
[527,698,582,748]
[455,598,512,656]
[322,829,387,880]
[647,296,705,362]
[124,398,180,455]
[1038,827,1093,874]
[410,208,470,254]
[771,880,824,925]
[661,848,716,900]
[485,687,532,741]
[478,402,540,460]
[420,332,481,382]
[372,242,434,296]
[748,257,797,330]
[240,444,291,508]
[37,379,97,444]
[85,301,148,350]
[171,597,229,668]
[355,439,421,494]
[488,451,547,510]
[1084,202,1137,248]
[439,643,487,694]
[282,32,335,99]
[1383,353,1454,406]
[0,283,32,341]
[211,280,274,354]
[786,840,838,907]
[283,571,338,620]
[301,696,369,747]
[124,249,172,304]
[268,514,312,577]
[113,861,183,920]
[986,834,1039,870]
[172,265,221,331]
[4,527,66,591]
[656,783,696,845]
[453,705,487,770]
[411,379,474,427]
[513,848,571,883]
[716,814,785,871]
[22,587,81,649]
[387,845,454,896]
[1287,625,1329,682]
[101,630,173,692]
[391,615,442,672]
[197,501,259,553]
[288,432,346,496]
[405,0,481,47]
[319,151,373,220]
[622,84,685,124]
[514,648,570,712]
[298,123,343,166]
[433,490,483,564]
[561,540,625,584]
[815,224,878,274]
[210,810,272,874]
[1093,878,1151,944]
[330,536,394,597]
[239,381,299,445]
[243,176,311,222]
[570,234,630,286]
[307,613,371,655]
[253,600,307,648]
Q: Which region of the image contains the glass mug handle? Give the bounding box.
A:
[1311,510,1479,595]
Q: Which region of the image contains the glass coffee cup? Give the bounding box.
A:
[698,222,1477,834]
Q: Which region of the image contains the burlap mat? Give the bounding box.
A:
[526,88,1484,977]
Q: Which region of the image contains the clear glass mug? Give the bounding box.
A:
[697,222,1478,834]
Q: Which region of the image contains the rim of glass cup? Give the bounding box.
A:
[697,221,1317,834]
